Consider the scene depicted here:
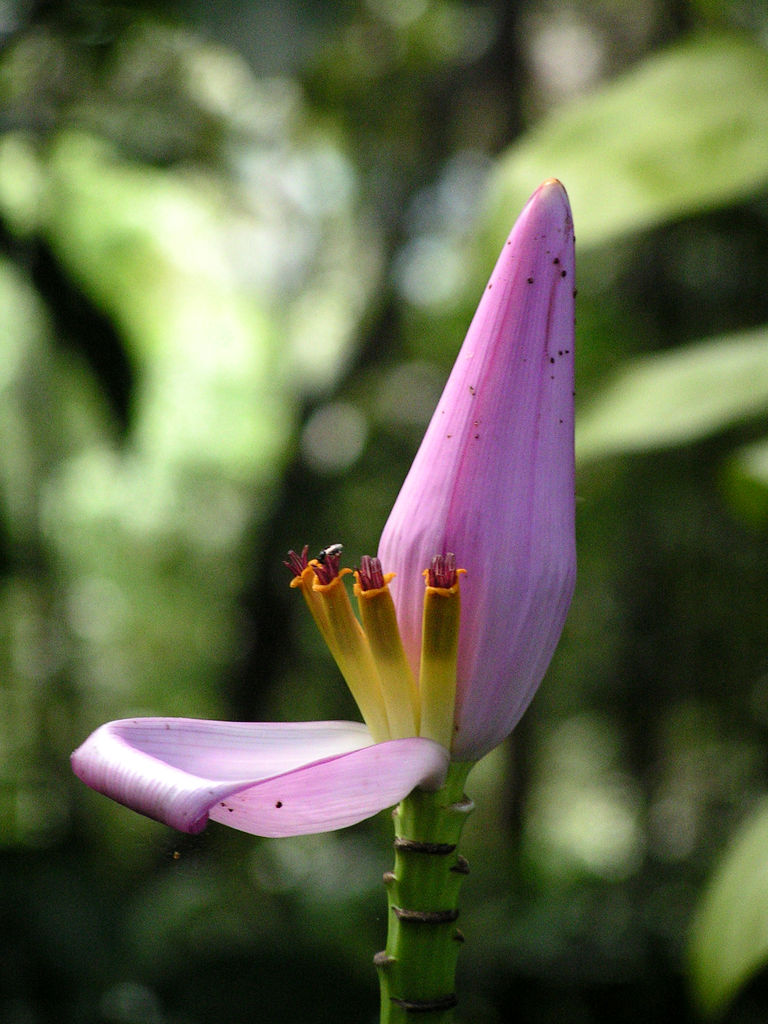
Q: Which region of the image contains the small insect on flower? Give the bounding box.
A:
[317,543,343,564]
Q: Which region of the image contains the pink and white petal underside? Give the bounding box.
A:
[71,718,449,837]
[209,736,449,837]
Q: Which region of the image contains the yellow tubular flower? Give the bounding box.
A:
[418,555,464,750]
[286,547,390,743]
[313,569,391,744]
[354,556,419,739]
[289,561,331,638]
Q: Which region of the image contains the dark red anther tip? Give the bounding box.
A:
[284,545,309,577]
[357,555,385,591]
[428,553,457,588]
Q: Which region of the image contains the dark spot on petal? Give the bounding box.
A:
[553,257,560,264]
[275,801,283,808]
[561,270,567,278]
[474,433,480,439]
[527,277,534,284]
[549,357,555,364]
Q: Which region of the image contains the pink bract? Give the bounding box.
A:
[378,179,576,761]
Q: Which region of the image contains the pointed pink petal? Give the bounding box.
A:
[379,180,576,761]
[71,718,449,836]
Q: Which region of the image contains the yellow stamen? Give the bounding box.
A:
[311,570,390,743]
[354,572,419,738]
[418,569,465,750]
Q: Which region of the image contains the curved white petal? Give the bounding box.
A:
[71,718,449,836]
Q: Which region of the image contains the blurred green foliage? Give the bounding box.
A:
[1,1,768,1023]
[689,798,768,1016]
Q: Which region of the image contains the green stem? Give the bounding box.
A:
[376,761,474,1024]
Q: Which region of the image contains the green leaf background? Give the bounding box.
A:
[1,7,768,1022]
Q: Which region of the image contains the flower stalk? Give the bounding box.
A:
[376,762,474,1024]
